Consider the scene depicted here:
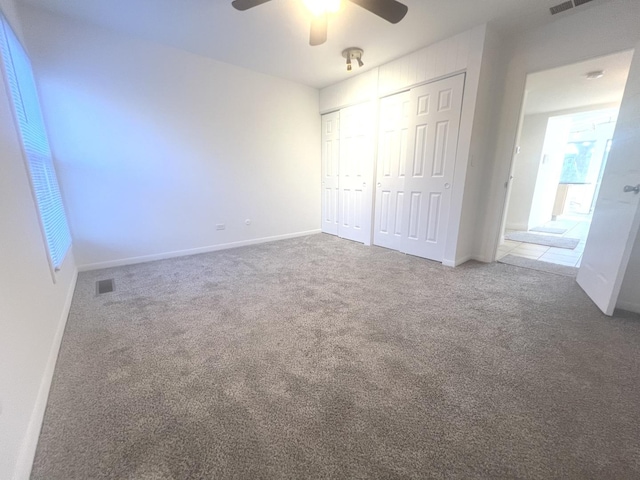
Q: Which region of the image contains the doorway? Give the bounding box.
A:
[497,50,633,269]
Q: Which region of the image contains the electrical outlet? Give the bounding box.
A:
[216,224,225,231]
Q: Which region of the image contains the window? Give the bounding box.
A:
[559,141,596,184]
[0,13,71,272]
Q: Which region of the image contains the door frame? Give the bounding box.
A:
[492,50,636,263]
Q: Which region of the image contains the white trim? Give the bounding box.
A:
[443,254,474,268]
[13,268,78,480]
[505,223,528,232]
[472,254,492,264]
[77,230,322,272]
[616,300,640,315]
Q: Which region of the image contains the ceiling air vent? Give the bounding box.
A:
[550,1,574,15]
[550,0,595,15]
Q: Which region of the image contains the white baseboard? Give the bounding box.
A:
[505,223,528,233]
[77,230,322,272]
[471,254,492,264]
[13,268,79,480]
[443,255,473,267]
[616,300,640,314]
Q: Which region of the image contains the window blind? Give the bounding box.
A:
[0,14,72,270]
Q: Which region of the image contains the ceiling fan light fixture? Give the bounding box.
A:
[303,0,341,17]
[342,47,364,72]
[233,0,408,46]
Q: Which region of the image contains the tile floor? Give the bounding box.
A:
[497,215,591,268]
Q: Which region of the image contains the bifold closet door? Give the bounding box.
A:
[338,102,375,244]
[321,111,340,235]
[402,73,465,261]
[374,91,410,251]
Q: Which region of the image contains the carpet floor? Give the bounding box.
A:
[32,234,640,479]
[498,254,578,277]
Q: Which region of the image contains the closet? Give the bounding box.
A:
[321,102,375,245]
[376,74,464,260]
[321,73,465,262]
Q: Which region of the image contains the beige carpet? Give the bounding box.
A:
[498,254,578,277]
[32,234,640,479]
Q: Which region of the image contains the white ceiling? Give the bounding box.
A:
[19,0,614,89]
[524,49,633,115]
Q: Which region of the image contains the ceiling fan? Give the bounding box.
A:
[231,0,409,46]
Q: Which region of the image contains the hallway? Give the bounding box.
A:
[497,214,591,267]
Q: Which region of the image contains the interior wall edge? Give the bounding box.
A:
[76,229,322,273]
[442,24,488,264]
[11,267,78,480]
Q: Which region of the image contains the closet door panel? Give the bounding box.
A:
[374,91,410,251]
[321,111,340,235]
[402,73,465,261]
[338,102,375,244]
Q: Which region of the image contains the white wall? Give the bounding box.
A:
[0,2,78,479]
[19,5,321,270]
[527,115,572,229]
[505,113,549,230]
[454,24,509,263]
[319,28,476,113]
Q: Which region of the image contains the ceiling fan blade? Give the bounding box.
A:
[347,0,408,24]
[231,0,272,11]
[309,14,328,46]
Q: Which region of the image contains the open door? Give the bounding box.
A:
[577,49,640,315]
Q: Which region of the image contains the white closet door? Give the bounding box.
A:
[339,102,375,244]
[374,91,410,251]
[321,111,340,235]
[402,74,464,261]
